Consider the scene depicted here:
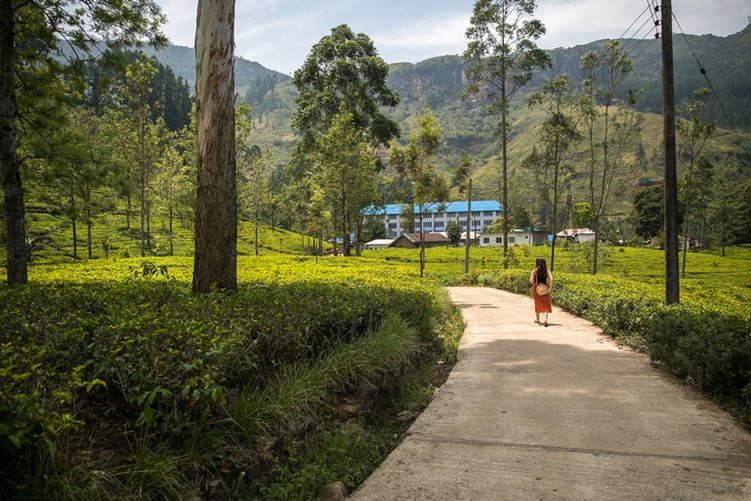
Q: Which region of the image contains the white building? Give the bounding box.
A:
[478,228,546,247]
[363,200,503,239]
[557,228,596,243]
[363,239,394,250]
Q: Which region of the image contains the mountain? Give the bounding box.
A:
[141,44,290,95]
[146,24,751,132]
[147,26,751,206]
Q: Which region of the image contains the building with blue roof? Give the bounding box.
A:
[364,200,503,238]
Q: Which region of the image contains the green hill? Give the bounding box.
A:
[141,26,751,223]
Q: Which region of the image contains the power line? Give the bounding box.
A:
[671,12,750,156]
[619,2,659,66]
[616,3,654,42]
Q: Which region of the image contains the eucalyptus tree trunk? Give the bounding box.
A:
[0,0,27,284]
[192,0,237,292]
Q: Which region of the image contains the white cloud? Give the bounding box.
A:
[155,0,750,74]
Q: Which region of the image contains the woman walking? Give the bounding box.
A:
[529,256,553,326]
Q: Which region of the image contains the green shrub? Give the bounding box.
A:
[0,256,446,498]
[648,308,751,405]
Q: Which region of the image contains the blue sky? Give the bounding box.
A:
[155,0,750,75]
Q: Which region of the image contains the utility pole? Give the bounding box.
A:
[661,0,680,305]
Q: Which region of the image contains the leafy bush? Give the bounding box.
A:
[0,256,445,498]
[648,308,751,407]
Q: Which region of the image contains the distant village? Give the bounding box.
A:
[363,200,594,250]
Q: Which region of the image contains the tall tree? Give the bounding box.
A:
[306,185,331,255]
[525,75,582,271]
[579,41,643,274]
[236,101,271,257]
[707,162,743,256]
[453,155,474,273]
[463,0,550,269]
[676,87,715,276]
[0,0,166,284]
[120,52,159,257]
[153,142,189,256]
[630,185,666,242]
[292,24,400,150]
[193,0,237,292]
[290,24,399,252]
[314,104,378,256]
[388,109,449,277]
[32,106,116,259]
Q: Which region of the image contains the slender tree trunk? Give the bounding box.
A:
[140,174,145,257]
[70,177,78,259]
[592,216,600,274]
[550,163,559,272]
[254,204,259,256]
[126,195,132,230]
[331,210,338,255]
[355,216,362,256]
[87,209,93,259]
[169,201,174,256]
[193,0,237,292]
[419,210,425,277]
[0,0,28,283]
[341,192,351,256]
[84,182,93,259]
[680,159,695,278]
[501,90,509,269]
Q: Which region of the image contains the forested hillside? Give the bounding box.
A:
[144,25,751,180]
[235,25,750,208]
[141,44,290,96]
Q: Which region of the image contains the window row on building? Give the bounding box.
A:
[365,200,503,239]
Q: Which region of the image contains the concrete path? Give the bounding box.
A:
[351,287,751,500]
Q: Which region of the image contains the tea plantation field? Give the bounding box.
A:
[1,242,749,499]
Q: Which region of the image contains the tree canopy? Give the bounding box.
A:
[463,0,550,268]
[292,24,400,150]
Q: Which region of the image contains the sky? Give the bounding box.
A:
[155,0,750,75]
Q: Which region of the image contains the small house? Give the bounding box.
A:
[389,233,450,249]
[478,228,546,247]
[363,239,394,250]
[557,228,596,243]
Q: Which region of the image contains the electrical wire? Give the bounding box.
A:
[616,3,653,42]
[672,11,750,156]
[617,2,659,66]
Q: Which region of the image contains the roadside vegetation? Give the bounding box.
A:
[2,238,751,499]
[0,252,462,499]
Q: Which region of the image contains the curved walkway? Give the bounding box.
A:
[351,287,751,500]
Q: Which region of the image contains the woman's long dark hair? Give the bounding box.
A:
[535,256,548,284]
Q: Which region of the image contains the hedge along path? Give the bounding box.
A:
[352,287,751,500]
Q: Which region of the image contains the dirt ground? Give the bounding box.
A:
[351,287,751,500]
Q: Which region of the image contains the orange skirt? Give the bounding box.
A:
[533,287,552,313]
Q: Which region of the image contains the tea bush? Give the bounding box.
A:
[0,256,450,498]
